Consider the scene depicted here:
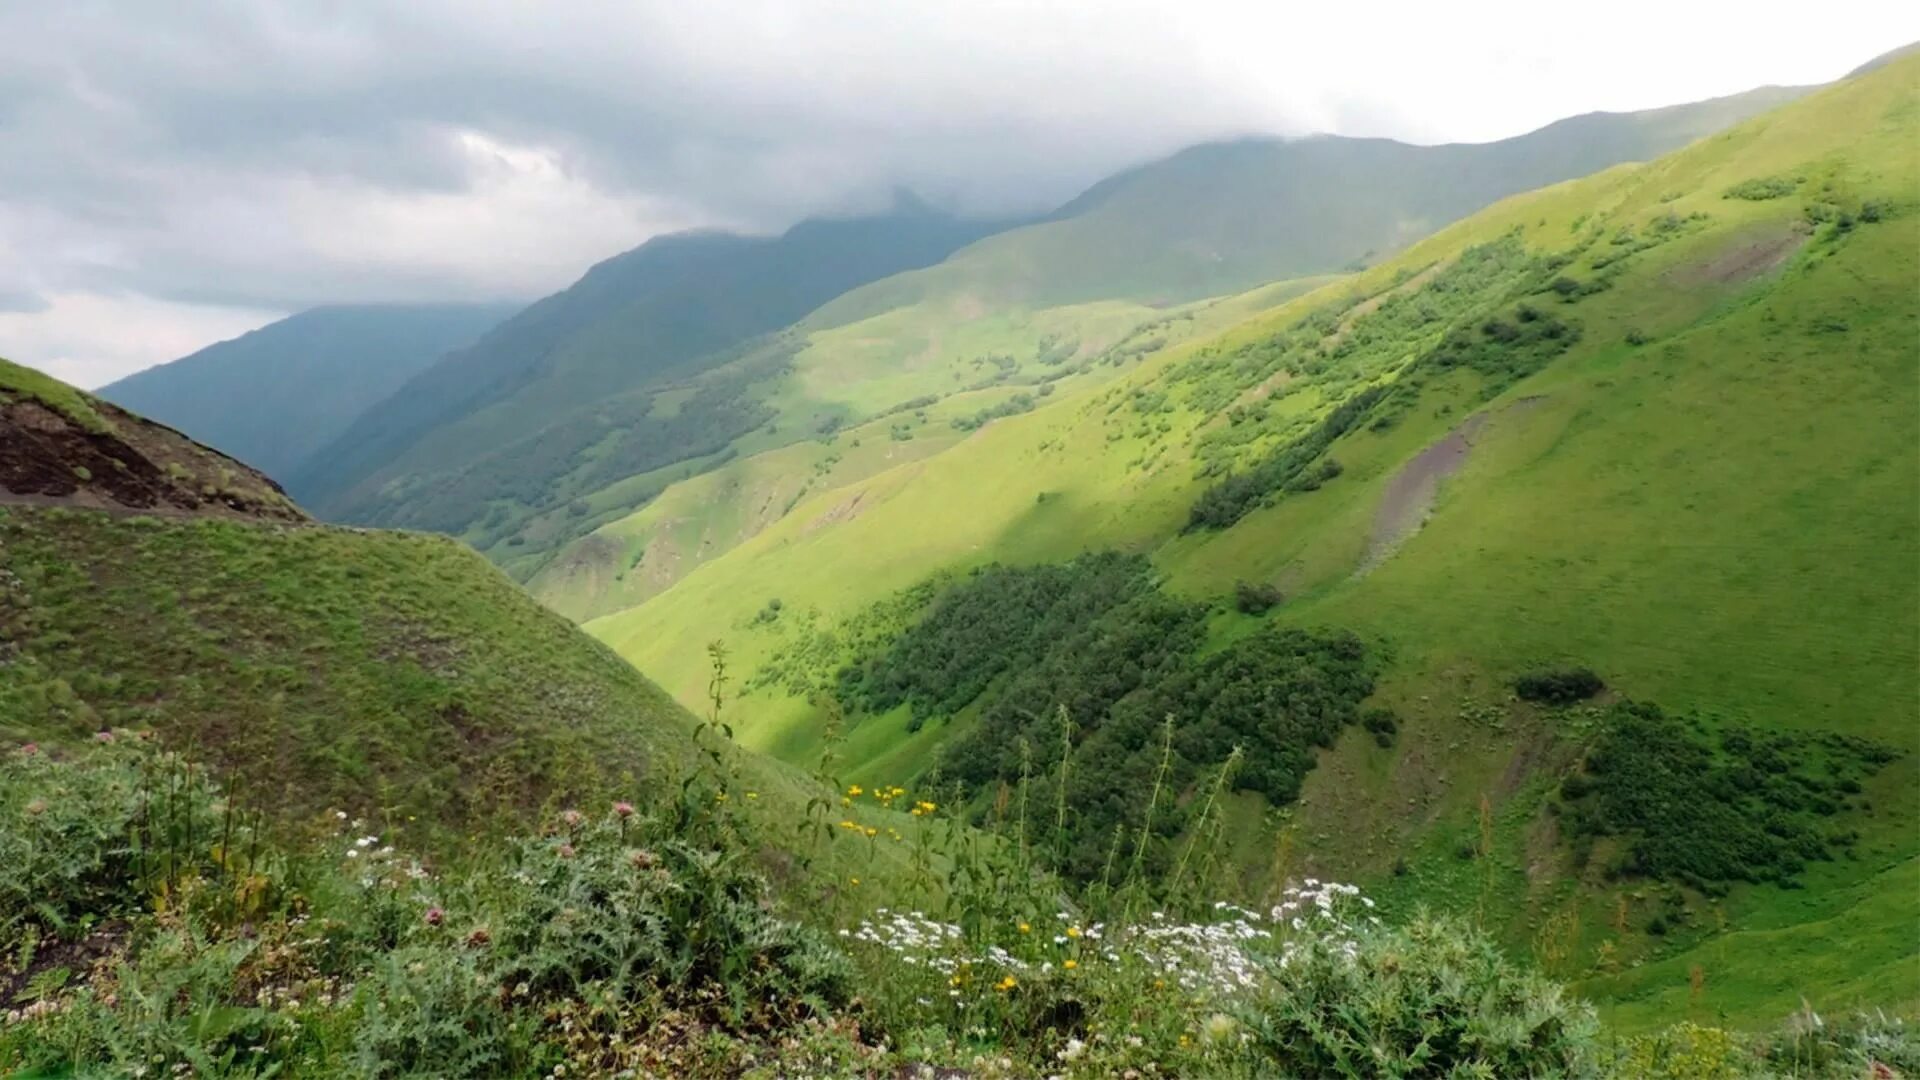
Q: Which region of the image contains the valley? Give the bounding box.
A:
[1,31,1914,1079]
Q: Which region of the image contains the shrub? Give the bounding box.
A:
[1514,667,1605,704]
[1233,580,1284,615]
[1557,703,1896,890]
[1234,914,1600,1077]
[1723,176,1798,201]
[1361,708,1398,748]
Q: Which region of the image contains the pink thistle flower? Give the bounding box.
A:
[560,808,584,829]
[94,730,116,744]
[18,743,36,756]
[424,906,444,927]
[558,843,576,859]
[613,801,635,819]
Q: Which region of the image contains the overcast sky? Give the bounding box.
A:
[2,2,1913,388]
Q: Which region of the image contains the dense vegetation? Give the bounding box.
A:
[833,555,1376,881]
[1559,702,1897,892]
[7,736,1909,1077]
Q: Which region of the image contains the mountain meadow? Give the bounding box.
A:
[1,43,1916,1080]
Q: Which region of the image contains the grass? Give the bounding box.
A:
[580,56,1920,1029]
[0,357,115,434]
[0,507,700,846]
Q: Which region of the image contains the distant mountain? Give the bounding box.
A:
[290,199,1017,519]
[97,303,511,482]
[505,82,1814,606]
[812,84,1812,324]
[294,85,1808,555]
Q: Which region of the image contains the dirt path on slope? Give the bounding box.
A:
[1359,396,1544,573]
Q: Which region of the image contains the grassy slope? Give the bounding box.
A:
[0,510,703,845]
[527,278,1336,617]
[588,59,1919,1026]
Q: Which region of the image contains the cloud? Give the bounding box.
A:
[0,292,283,390]
[1,1,1914,386]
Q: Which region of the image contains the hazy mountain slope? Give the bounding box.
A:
[293,202,1015,527]
[299,85,1801,569]
[97,304,511,481]
[584,58,1919,1026]
[807,85,1809,327]
[0,357,728,846]
[526,275,1337,619]
[507,89,1807,605]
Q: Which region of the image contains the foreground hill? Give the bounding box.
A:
[97,303,512,482]
[584,56,1919,1027]
[0,356,714,843]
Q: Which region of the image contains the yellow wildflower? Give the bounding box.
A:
[1064,959,1078,970]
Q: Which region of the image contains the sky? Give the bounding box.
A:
[2,2,1913,388]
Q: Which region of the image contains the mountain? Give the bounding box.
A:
[289,200,1016,526]
[0,355,720,844]
[578,55,1919,1027]
[97,303,512,482]
[522,83,1811,619]
[291,85,1805,571]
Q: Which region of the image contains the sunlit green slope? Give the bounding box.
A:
[588,57,1919,1026]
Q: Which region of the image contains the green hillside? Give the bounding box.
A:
[97,303,512,482]
[583,57,1920,1028]
[518,87,1808,613]
[2,357,730,848]
[291,87,1802,588]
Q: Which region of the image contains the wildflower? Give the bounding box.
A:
[465,927,491,948]
[1018,922,1031,934]
[424,906,444,927]
[627,848,657,869]
[1064,959,1078,970]
[94,729,115,743]
[848,784,864,796]
[864,827,878,837]
[18,742,37,756]
[1067,926,1083,938]
[560,808,584,828]
[1204,1013,1237,1042]
[613,801,634,819]
[745,791,759,799]
[557,843,575,859]
[334,809,347,820]
[996,975,1018,991]
[1058,1038,1086,1062]
[849,877,861,886]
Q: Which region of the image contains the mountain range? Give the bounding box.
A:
[7,49,1914,1056]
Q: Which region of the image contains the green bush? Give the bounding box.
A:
[1514,667,1605,704]
[1557,703,1895,889]
[1234,913,1600,1077]
[1723,176,1798,201]
[1233,580,1284,615]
